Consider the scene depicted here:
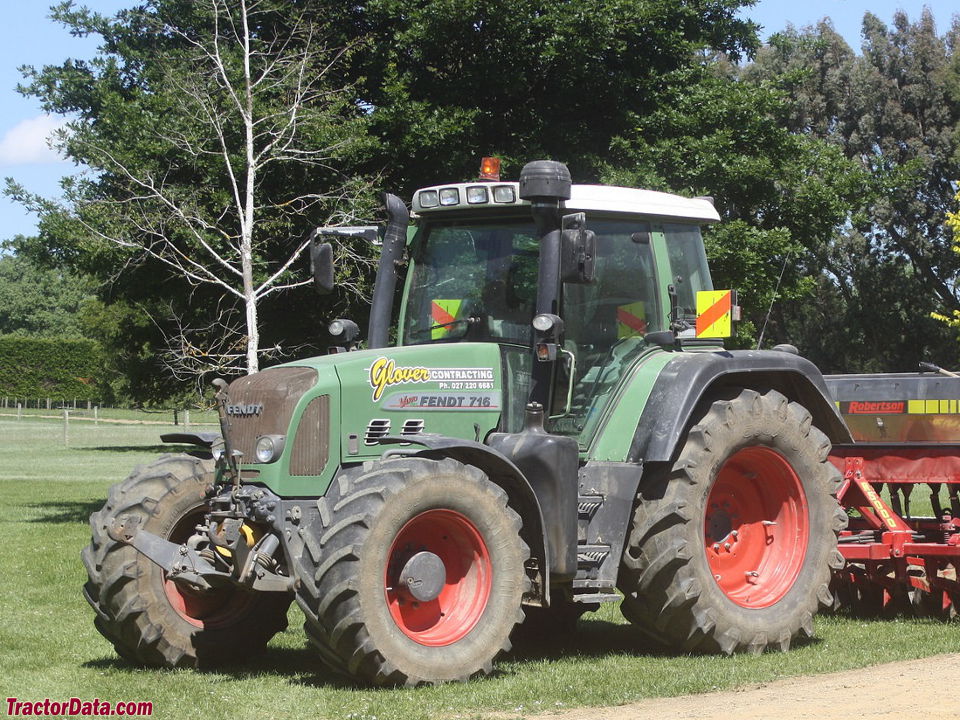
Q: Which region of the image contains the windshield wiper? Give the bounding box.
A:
[410,315,482,339]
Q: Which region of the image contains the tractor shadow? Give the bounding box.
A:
[505,615,822,664]
[26,499,104,524]
[82,618,824,690]
[507,616,669,661]
[83,646,353,688]
[79,444,192,454]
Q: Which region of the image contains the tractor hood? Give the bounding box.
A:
[292,342,506,464]
[226,343,506,497]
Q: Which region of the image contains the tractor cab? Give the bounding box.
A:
[373,162,720,444]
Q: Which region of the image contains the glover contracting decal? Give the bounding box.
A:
[368,356,495,402]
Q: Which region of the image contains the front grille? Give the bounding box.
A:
[290,395,330,476]
[226,367,317,462]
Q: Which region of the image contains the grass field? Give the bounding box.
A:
[1,415,958,719]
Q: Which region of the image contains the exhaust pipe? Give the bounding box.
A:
[368,193,410,349]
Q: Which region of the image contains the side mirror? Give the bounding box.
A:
[309,225,380,296]
[310,241,335,295]
[560,212,596,284]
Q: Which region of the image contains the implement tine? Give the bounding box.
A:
[889,483,903,519]
[931,483,943,519]
[901,483,912,518]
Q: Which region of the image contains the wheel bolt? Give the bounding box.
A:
[713,543,720,551]
[730,530,739,538]
[723,543,731,551]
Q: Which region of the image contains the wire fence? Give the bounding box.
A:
[0,396,219,427]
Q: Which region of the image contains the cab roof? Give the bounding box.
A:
[412,181,721,224]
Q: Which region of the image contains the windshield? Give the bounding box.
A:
[402,221,539,346]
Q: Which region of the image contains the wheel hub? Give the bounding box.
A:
[704,446,809,608]
[384,508,492,646]
[398,551,447,602]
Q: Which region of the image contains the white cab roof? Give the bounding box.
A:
[567,184,720,222]
[412,181,720,224]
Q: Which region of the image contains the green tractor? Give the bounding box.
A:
[83,160,850,685]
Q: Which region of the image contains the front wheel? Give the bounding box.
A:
[82,455,292,667]
[618,388,847,654]
[295,457,529,685]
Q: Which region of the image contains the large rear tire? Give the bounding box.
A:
[295,457,529,686]
[618,388,847,653]
[82,455,292,667]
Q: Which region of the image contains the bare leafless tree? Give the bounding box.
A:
[54,0,376,377]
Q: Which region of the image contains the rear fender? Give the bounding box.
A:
[628,350,852,465]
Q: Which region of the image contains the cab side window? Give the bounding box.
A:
[552,220,659,441]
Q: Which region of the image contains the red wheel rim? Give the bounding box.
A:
[162,510,254,629]
[385,509,492,646]
[704,447,809,608]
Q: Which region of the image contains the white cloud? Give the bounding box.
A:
[0,114,68,165]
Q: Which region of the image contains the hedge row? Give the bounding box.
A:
[0,335,102,400]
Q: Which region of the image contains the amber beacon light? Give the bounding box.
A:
[479,156,501,182]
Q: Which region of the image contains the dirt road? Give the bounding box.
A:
[502,653,959,720]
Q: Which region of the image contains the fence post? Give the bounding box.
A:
[63,408,70,447]
[17,403,22,421]
[185,409,191,429]
[94,406,99,426]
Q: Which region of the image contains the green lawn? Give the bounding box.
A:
[1,416,958,719]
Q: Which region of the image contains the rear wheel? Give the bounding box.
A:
[295,457,529,685]
[82,455,292,667]
[618,388,847,653]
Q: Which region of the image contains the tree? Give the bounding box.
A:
[13,0,376,388]
[932,188,960,331]
[592,60,870,349]
[0,243,94,338]
[746,11,960,371]
[335,0,762,192]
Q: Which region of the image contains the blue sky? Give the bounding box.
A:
[0,1,957,243]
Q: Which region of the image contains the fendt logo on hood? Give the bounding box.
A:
[226,403,264,417]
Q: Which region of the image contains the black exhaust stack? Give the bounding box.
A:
[368,193,410,349]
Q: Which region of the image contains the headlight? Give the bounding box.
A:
[492,185,516,203]
[255,435,286,463]
[439,188,460,206]
[466,186,489,204]
[532,313,556,332]
[418,190,439,208]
